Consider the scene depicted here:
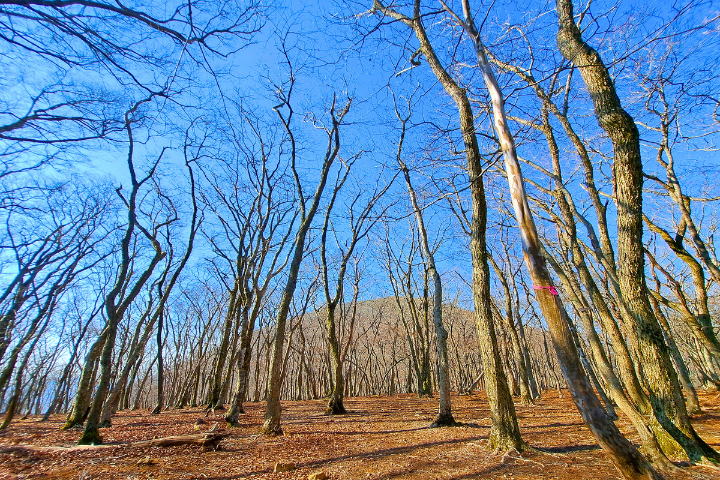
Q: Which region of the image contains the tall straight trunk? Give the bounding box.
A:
[123,359,141,410]
[555,0,718,463]
[218,338,240,407]
[225,314,252,423]
[398,159,455,426]
[373,0,522,451]
[506,273,539,399]
[225,306,259,424]
[325,303,347,414]
[133,356,156,410]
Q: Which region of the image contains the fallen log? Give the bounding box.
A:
[130,433,228,450]
[0,443,115,454]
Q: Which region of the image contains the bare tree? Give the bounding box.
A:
[392,95,455,426]
[429,0,662,476]
[371,0,523,451]
[319,160,392,414]
[78,96,172,445]
[261,58,352,433]
[555,0,719,464]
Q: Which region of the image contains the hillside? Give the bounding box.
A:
[245,296,562,403]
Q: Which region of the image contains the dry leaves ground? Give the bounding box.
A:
[1,390,718,480]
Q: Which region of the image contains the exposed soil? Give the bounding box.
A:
[1,390,719,480]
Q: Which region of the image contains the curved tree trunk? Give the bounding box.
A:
[555,0,718,463]
[62,329,107,430]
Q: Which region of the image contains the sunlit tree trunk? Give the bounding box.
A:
[555,0,719,463]
[373,0,522,449]
[432,0,662,476]
[397,155,455,426]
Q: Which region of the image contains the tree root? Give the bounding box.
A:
[77,429,103,446]
[429,413,461,428]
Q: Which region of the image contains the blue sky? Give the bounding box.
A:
[1,0,719,320]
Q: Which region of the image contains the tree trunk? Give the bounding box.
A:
[226,307,258,426]
[489,256,533,405]
[78,310,122,445]
[555,0,718,463]
[261,96,348,434]
[151,307,164,415]
[209,287,238,409]
[373,0,521,449]
[133,356,156,410]
[398,161,454,424]
[62,329,107,430]
[325,303,347,415]
[429,1,662,476]
[649,294,702,415]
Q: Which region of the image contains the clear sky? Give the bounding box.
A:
[1,0,718,318]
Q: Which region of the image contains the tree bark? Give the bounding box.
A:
[397,159,455,426]
[555,0,719,462]
[431,0,662,476]
[489,255,533,405]
[151,307,165,415]
[62,329,107,429]
[373,0,522,450]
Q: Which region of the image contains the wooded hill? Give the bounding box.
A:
[135,296,564,409]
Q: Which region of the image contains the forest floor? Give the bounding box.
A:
[0,390,719,480]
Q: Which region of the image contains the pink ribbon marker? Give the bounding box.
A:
[533,285,558,296]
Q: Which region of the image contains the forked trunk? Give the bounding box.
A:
[262,97,348,434]
[62,330,106,430]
